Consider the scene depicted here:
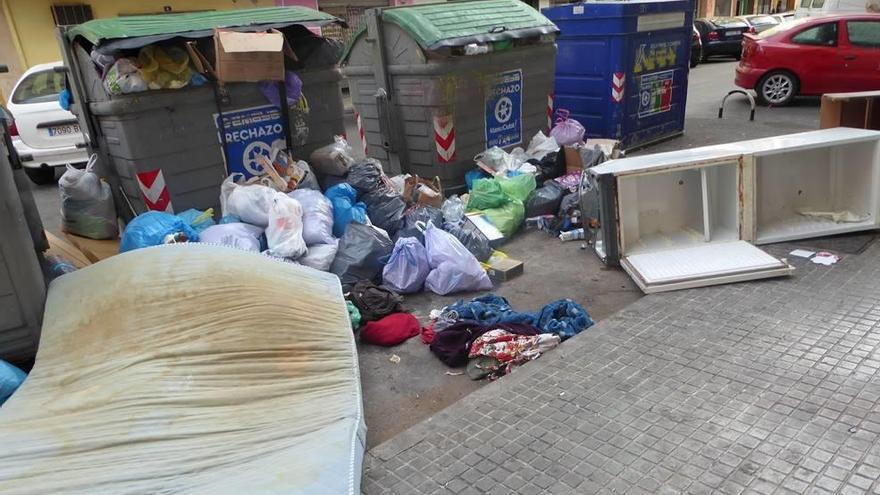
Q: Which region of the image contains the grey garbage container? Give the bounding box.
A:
[342,0,559,193]
[58,8,346,222]
[0,118,46,366]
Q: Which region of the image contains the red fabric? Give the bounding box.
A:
[361,313,420,346]
[420,324,436,344]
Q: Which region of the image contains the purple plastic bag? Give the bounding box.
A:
[549,109,585,147]
[382,237,430,294]
[259,71,304,108]
[423,222,492,295]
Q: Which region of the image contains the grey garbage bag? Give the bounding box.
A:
[330,223,393,289]
[59,155,118,240]
[346,159,385,194]
[525,180,565,218]
[396,205,444,244]
[442,221,493,262]
[360,188,406,236]
[308,136,355,177]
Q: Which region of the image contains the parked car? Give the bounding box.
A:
[797,0,874,17]
[691,25,703,67]
[736,15,880,105]
[772,12,797,23]
[694,17,750,61]
[6,61,88,184]
[737,14,782,33]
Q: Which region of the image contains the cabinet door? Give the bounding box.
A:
[621,240,793,293]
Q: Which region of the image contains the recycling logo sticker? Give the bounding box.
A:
[214,104,286,179]
[485,69,523,148]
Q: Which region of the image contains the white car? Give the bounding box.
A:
[7,61,88,184]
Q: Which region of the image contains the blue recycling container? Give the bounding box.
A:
[543,0,694,150]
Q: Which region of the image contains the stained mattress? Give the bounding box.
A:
[0,244,365,494]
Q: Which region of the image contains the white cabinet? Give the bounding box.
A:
[591,128,880,293]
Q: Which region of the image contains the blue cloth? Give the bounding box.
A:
[532,298,593,340]
[444,294,593,340]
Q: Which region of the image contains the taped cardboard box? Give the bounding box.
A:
[215,29,286,82]
[187,29,292,83]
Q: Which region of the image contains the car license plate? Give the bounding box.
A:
[48,124,80,137]
[727,30,742,36]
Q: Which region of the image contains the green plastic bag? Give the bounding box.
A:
[347,301,362,330]
[481,199,525,238]
[498,174,536,202]
[467,178,506,211]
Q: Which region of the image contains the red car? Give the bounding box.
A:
[735,15,880,106]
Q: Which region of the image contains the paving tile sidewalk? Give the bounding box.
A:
[363,242,880,494]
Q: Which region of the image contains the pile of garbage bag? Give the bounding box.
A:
[115,124,612,303]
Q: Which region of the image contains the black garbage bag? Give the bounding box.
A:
[442,221,493,262]
[330,222,394,290]
[395,205,444,244]
[347,159,384,194]
[525,180,565,218]
[361,187,407,236]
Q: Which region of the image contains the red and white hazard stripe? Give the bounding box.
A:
[611,72,625,103]
[136,169,173,213]
[355,110,368,155]
[433,114,456,163]
[547,93,554,131]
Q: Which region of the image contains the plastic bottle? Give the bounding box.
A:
[558,228,585,242]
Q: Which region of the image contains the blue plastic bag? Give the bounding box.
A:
[465,169,489,190]
[325,184,368,237]
[119,211,200,253]
[382,237,430,294]
[0,359,26,406]
[176,208,215,234]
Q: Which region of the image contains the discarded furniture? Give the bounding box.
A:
[590,127,880,293]
[820,90,880,131]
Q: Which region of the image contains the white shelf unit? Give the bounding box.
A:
[618,162,740,256]
[753,139,880,244]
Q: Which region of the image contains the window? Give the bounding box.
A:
[11,70,65,104]
[800,0,811,7]
[791,22,838,46]
[50,4,93,26]
[847,21,880,48]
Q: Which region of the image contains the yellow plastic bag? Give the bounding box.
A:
[138,46,192,90]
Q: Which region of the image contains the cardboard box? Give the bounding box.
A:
[403,175,443,208]
[214,29,285,82]
[564,146,583,173]
[486,256,524,283]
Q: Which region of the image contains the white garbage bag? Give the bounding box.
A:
[266,193,307,259]
[288,188,335,245]
[298,240,339,272]
[222,175,278,228]
[198,223,264,252]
